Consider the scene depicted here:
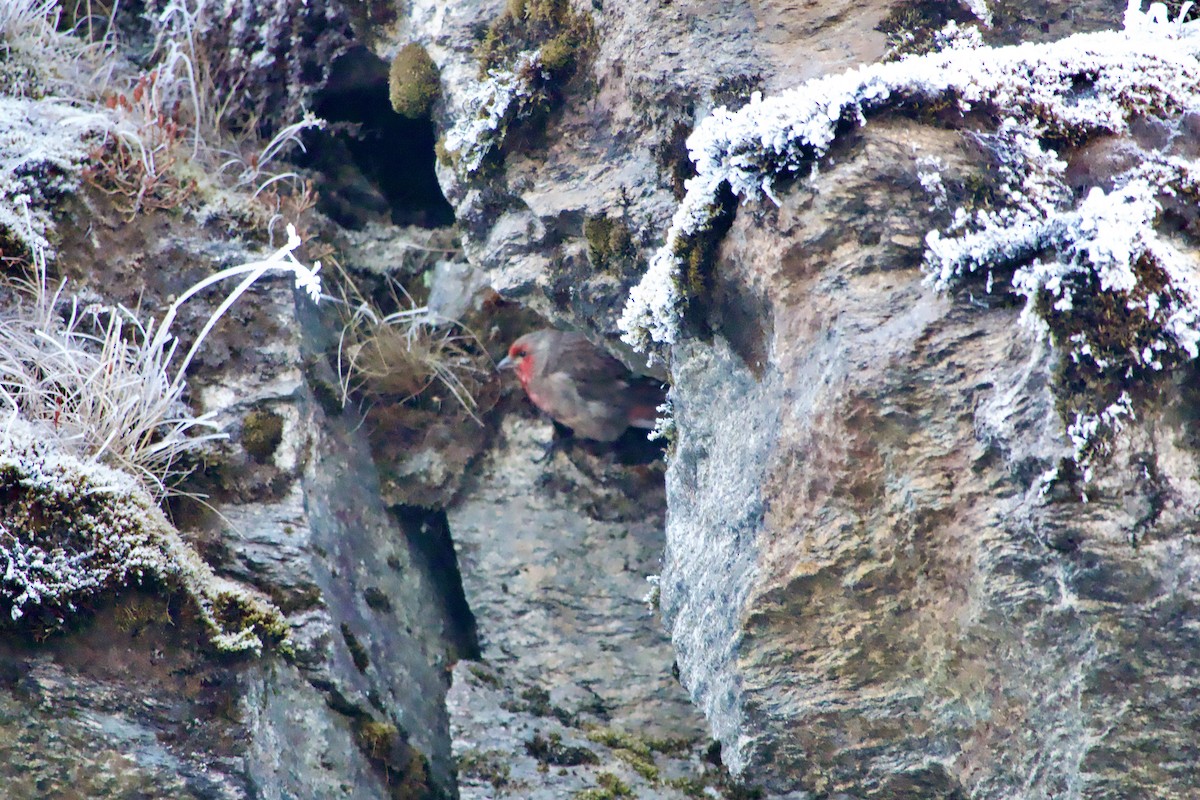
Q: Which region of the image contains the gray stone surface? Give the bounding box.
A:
[448,416,698,736]
[446,416,764,800]
[399,0,1199,794]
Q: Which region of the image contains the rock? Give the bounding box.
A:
[448,415,698,736]
[661,116,1200,797]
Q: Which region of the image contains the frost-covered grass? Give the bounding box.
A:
[0,221,319,648]
[0,416,286,652]
[0,0,319,245]
[334,280,487,422]
[0,3,328,648]
[620,1,1200,351]
[0,222,322,499]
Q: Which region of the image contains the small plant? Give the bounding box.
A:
[0,215,322,499]
[84,68,198,219]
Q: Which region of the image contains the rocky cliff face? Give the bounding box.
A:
[4,1,1200,799]
[406,0,1200,797]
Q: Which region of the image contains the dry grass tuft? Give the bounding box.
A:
[335,278,489,423]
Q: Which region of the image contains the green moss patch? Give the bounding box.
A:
[584,214,636,272]
[389,43,441,119]
[478,0,595,84]
[242,408,284,462]
[575,772,635,800]
[457,748,513,789]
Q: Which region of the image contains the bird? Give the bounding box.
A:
[498,328,663,444]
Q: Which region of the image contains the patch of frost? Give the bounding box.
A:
[960,0,993,28]
[443,51,542,175]
[0,417,285,652]
[0,97,107,253]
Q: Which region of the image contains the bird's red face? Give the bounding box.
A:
[499,335,538,389]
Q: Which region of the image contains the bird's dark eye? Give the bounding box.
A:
[515,348,527,357]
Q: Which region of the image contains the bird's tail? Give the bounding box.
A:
[627,380,667,429]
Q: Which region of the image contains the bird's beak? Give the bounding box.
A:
[497,355,515,371]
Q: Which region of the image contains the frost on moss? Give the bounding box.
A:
[620,2,1200,352]
[0,419,286,653]
[442,50,542,175]
[442,0,594,177]
[0,98,106,254]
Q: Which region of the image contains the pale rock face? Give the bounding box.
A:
[660,119,1200,796]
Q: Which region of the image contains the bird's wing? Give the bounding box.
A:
[541,332,629,386]
[540,370,629,441]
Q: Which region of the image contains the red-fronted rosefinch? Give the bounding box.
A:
[498,328,663,442]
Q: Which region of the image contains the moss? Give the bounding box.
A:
[0,428,285,654]
[477,0,595,91]
[457,749,513,789]
[341,622,371,672]
[586,728,653,759]
[525,732,600,766]
[671,181,739,337]
[584,727,675,782]
[363,585,393,612]
[467,663,503,688]
[209,592,290,647]
[665,767,765,800]
[114,592,174,635]
[575,772,635,800]
[501,685,577,725]
[712,73,764,111]
[434,134,454,168]
[391,749,434,800]
[583,214,636,271]
[241,408,284,463]
[352,717,435,800]
[653,119,698,201]
[389,43,441,119]
[479,0,592,72]
[959,171,1000,210]
[1026,252,1184,473]
[357,719,400,758]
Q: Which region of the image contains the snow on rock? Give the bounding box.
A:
[620,1,1200,351]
